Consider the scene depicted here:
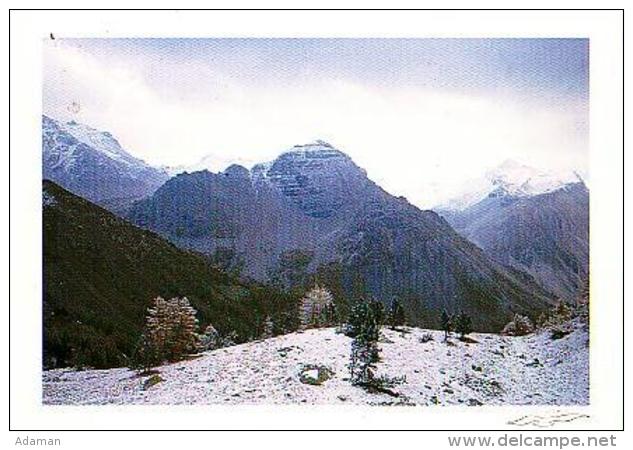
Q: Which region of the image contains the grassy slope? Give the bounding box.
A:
[43,180,296,369]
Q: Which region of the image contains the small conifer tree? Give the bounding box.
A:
[345,299,368,338]
[441,310,453,341]
[388,299,406,329]
[349,300,381,387]
[325,302,338,326]
[455,312,473,339]
[129,334,159,374]
[538,300,575,328]
[370,300,386,326]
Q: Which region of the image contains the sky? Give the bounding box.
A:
[43,38,589,208]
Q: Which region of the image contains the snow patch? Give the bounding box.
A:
[42,190,57,207]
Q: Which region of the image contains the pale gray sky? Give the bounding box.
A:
[43,38,589,208]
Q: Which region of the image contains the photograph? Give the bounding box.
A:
[40,37,591,407]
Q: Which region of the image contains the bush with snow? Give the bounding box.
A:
[299,364,334,385]
[502,314,535,336]
[197,324,221,352]
[299,285,335,329]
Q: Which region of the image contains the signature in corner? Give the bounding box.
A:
[507,411,590,428]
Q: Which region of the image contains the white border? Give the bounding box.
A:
[8,9,624,431]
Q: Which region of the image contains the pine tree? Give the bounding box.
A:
[168,297,199,359]
[370,300,386,326]
[345,299,368,337]
[455,312,473,339]
[539,299,575,328]
[299,285,335,329]
[325,301,338,326]
[349,299,381,387]
[441,310,453,341]
[388,299,406,329]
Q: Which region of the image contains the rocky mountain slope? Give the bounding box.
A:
[128,142,371,278]
[43,323,589,406]
[42,115,169,213]
[43,180,295,369]
[439,182,589,301]
[128,142,555,331]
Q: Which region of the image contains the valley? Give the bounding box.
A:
[41,115,590,406]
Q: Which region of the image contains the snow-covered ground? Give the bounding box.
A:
[42,324,589,406]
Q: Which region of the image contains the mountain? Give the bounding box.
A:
[43,180,296,369]
[42,115,170,213]
[128,142,370,277]
[439,182,589,301]
[128,141,555,330]
[437,159,582,212]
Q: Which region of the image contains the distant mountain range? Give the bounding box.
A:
[436,159,583,212]
[42,116,169,213]
[163,153,259,176]
[42,116,590,340]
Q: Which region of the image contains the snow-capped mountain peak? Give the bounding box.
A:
[438,159,582,211]
[50,117,144,168]
[42,115,169,209]
[486,159,574,196]
[280,140,347,160]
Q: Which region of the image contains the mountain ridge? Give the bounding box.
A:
[42,115,169,213]
[128,142,556,330]
[439,181,589,300]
